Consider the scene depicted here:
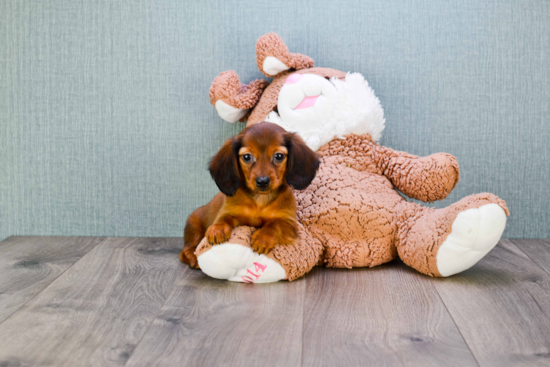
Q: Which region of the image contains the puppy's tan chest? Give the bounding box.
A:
[239,207,278,227]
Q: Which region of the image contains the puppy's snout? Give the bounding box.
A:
[255,176,270,189]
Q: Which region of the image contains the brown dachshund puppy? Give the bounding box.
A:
[180,122,320,268]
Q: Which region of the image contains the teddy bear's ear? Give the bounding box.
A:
[209,71,269,123]
[256,33,314,78]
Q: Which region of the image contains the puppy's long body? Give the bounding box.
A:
[180,122,319,268]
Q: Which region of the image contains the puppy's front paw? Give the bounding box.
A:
[251,229,278,254]
[206,223,232,245]
[179,247,200,269]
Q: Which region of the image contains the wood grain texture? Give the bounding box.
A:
[0,236,103,324]
[0,237,184,367]
[1,237,550,367]
[433,240,550,367]
[126,268,305,367]
[511,239,550,276]
[301,262,478,367]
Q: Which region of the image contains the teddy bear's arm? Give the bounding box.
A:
[372,144,460,202]
[267,223,325,281]
[318,135,458,202]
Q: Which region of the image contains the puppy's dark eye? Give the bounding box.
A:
[242,154,253,163]
[273,153,285,163]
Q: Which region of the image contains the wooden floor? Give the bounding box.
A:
[0,237,549,367]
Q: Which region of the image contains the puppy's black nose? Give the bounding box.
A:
[255,176,270,188]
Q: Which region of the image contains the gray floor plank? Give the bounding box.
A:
[511,239,550,276]
[125,268,305,367]
[433,240,550,367]
[302,262,478,367]
[0,237,184,367]
[1,237,548,367]
[0,236,104,324]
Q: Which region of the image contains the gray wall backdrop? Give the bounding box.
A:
[1,0,549,241]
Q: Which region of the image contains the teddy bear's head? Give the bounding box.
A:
[209,33,385,151]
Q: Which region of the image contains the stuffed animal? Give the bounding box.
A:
[195,33,509,283]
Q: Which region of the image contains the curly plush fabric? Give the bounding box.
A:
[296,135,411,270]
[199,33,509,282]
[196,134,509,281]
[317,135,460,202]
[267,223,324,281]
[396,193,509,277]
[372,145,459,202]
[256,33,314,77]
[209,71,268,121]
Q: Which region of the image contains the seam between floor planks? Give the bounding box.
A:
[0,237,186,367]
[121,265,191,367]
[431,240,550,366]
[0,236,106,327]
[509,239,550,277]
[124,267,306,367]
[1,237,549,367]
[301,273,308,367]
[301,264,479,367]
[431,280,482,367]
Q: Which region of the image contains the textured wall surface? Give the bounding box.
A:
[1,0,548,241]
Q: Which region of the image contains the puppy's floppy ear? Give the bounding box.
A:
[285,132,320,190]
[209,136,241,196]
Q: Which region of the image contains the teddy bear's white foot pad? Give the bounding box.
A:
[436,203,507,277]
[197,243,286,283]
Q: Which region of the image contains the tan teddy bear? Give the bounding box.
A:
[193,33,509,283]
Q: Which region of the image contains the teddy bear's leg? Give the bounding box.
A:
[267,223,325,281]
[256,33,314,77]
[396,193,509,277]
[209,71,268,123]
[195,226,286,283]
[195,224,323,283]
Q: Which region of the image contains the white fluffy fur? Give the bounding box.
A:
[265,72,385,151]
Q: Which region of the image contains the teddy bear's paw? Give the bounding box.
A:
[436,203,507,276]
[197,242,286,283]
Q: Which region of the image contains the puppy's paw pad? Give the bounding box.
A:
[206,223,232,245]
[251,231,277,254]
[179,248,200,269]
